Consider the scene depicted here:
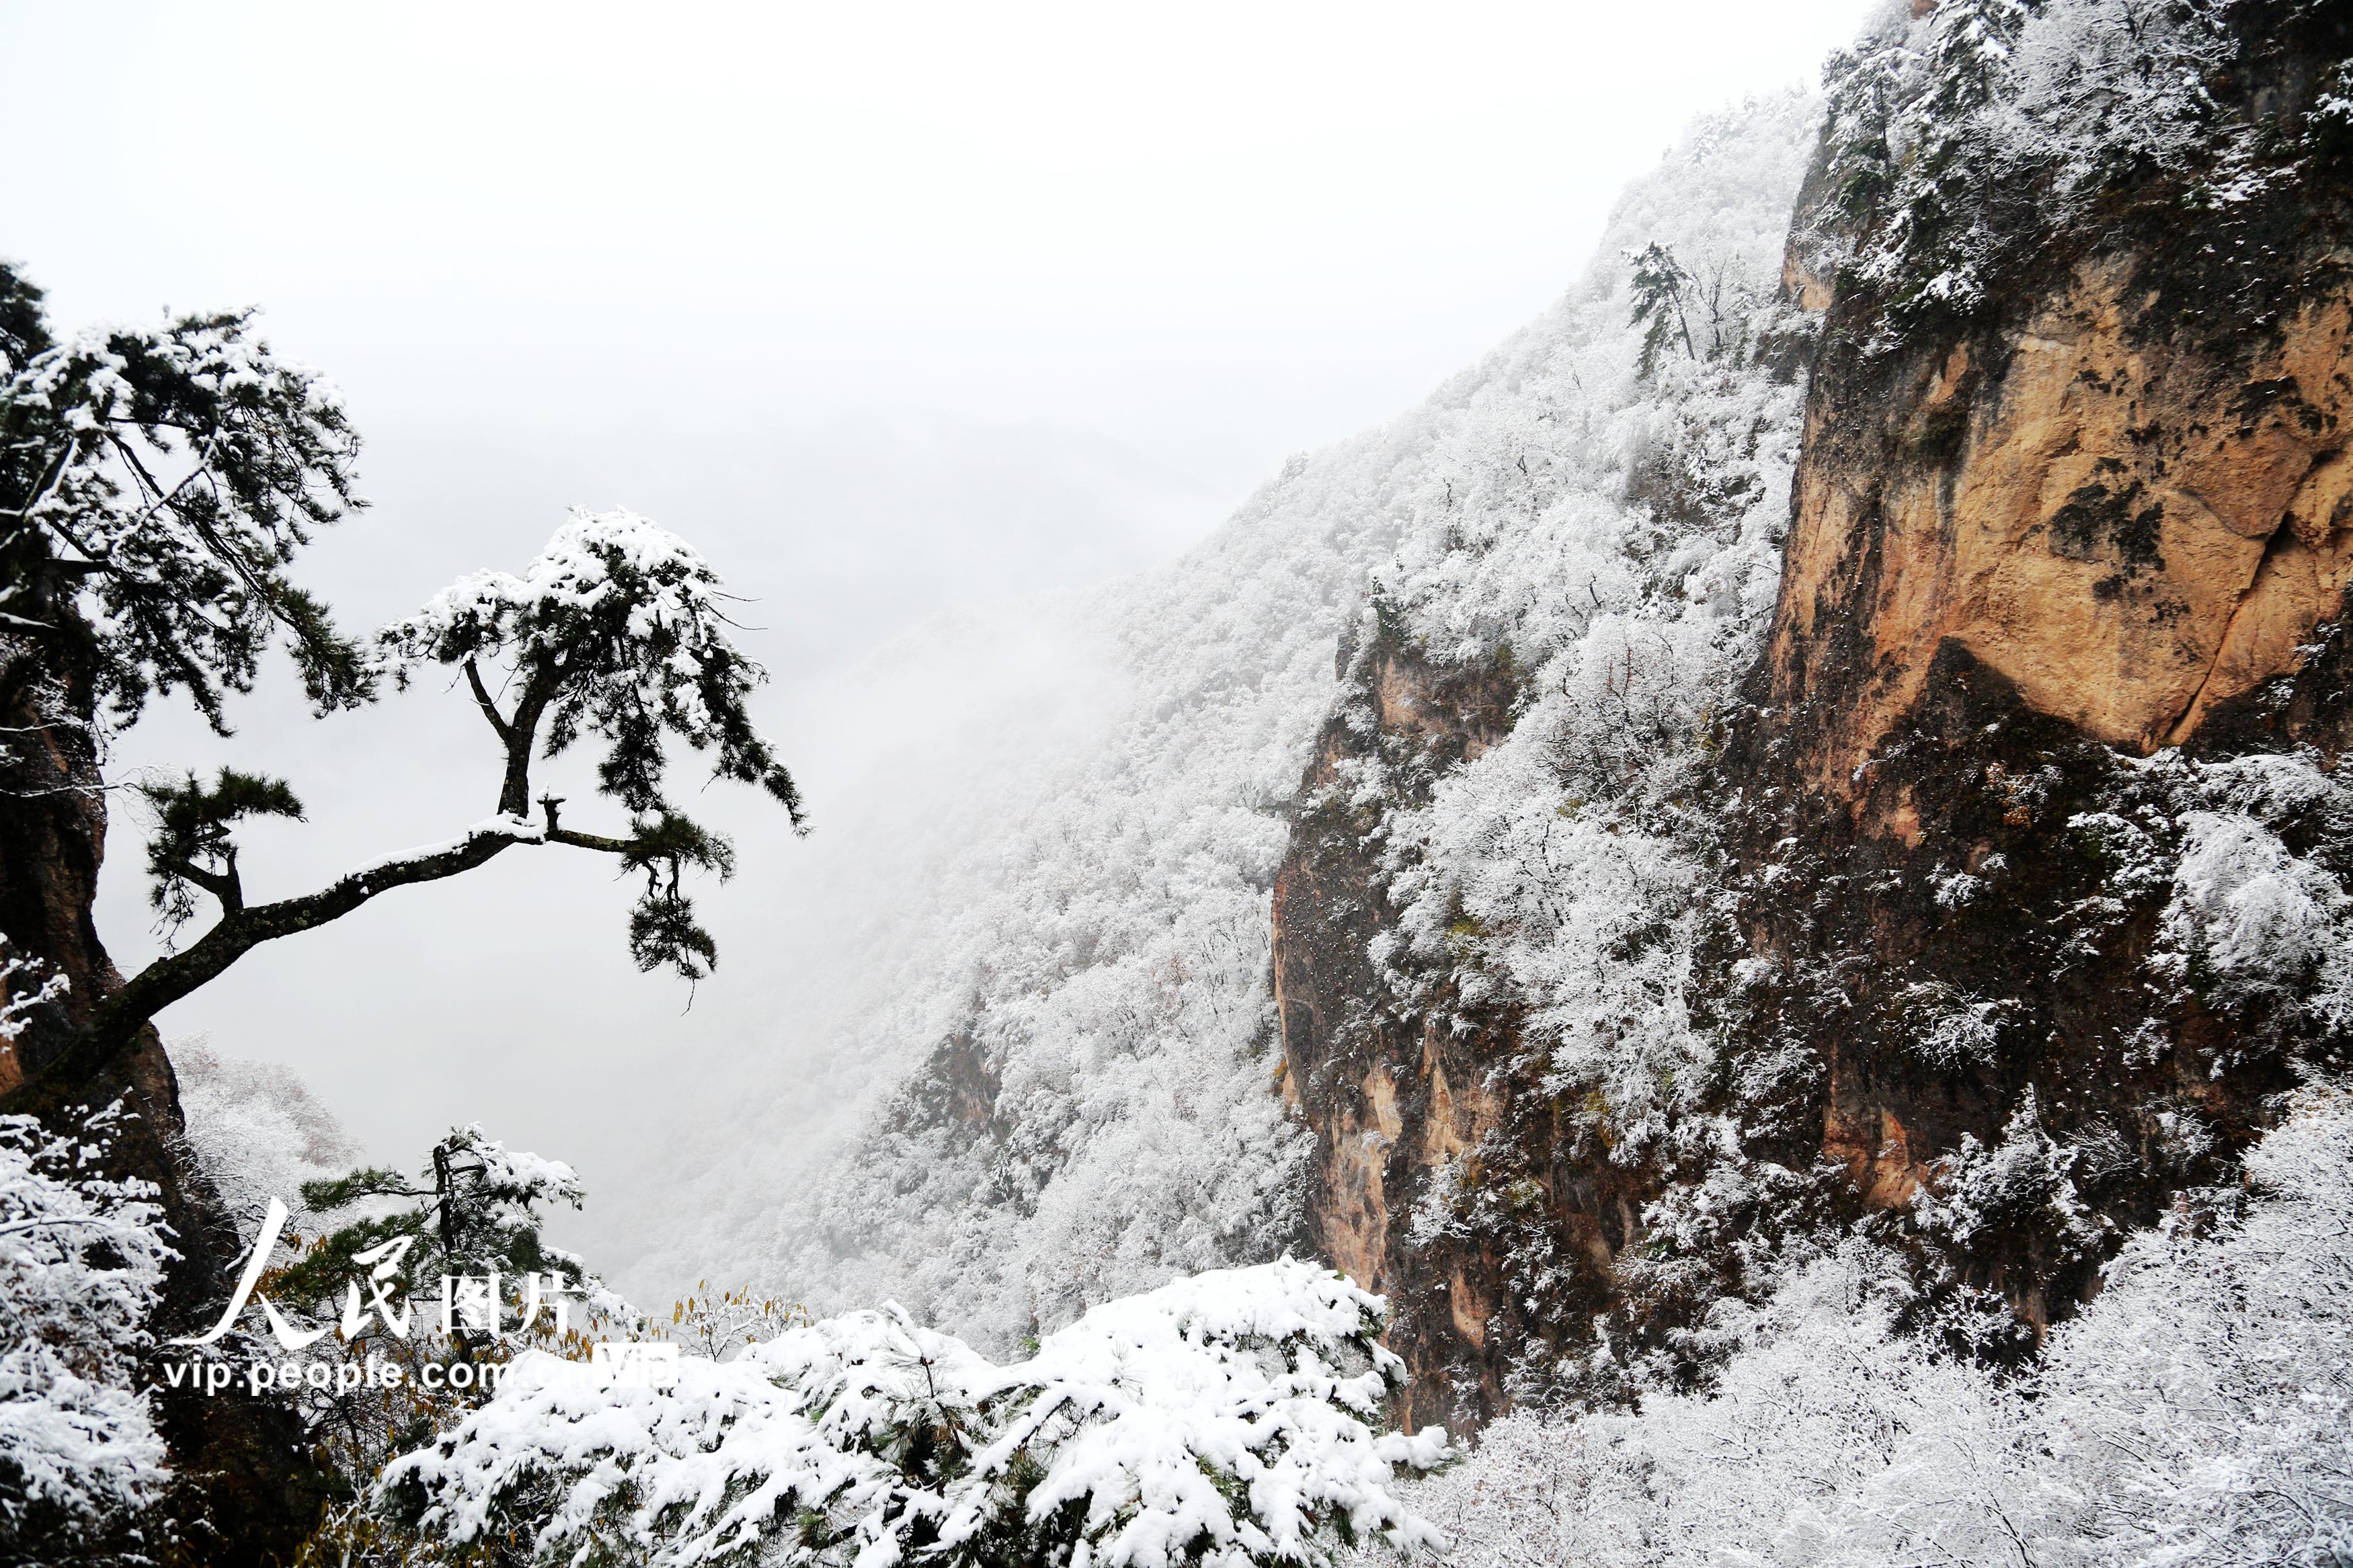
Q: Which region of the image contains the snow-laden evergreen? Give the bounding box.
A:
[0,269,371,728]
[372,505,807,979]
[1815,0,2312,334]
[373,508,803,828]
[385,1260,1445,1568]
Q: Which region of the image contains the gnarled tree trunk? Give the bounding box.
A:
[0,628,321,1566]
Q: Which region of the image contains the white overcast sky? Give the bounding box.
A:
[2,0,1871,1276]
[6,1,1868,492]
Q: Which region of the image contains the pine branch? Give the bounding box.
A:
[462,656,513,745]
[56,818,540,1087]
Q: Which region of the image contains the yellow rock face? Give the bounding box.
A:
[1767,254,2353,794]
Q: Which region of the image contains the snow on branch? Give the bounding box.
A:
[0,949,68,1046]
[0,263,371,729]
[383,1260,1447,1568]
[0,1102,172,1553]
[374,507,805,827]
[371,508,805,980]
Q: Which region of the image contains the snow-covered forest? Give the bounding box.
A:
[1382,1083,2353,1568]
[6,0,2353,1563]
[632,83,1820,1350]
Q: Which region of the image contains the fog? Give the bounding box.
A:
[1,0,1870,1290]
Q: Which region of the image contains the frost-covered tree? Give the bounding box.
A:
[0,259,802,1557]
[1361,1083,2353,1567]
[662,1278,805,1362]
[104,511,804,1065]
[0,270,368,733]
[225,1125,635,1500]
[1628,242,1700,374]
[0,1098,171,1565]
[276,1124,622,1354]
[367,1262,1447,1568]
[0,258,802,1096]
[1814,0,2254,331]
[372,509,807,975]
[1,258,369,1096]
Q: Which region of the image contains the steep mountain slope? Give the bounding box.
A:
[707,3,2353,1477]
[1270,95,1821,1426]
[1280,0,2353,1437]
[739,482,1380,1342]
[660,429,1400,1342]
[700,93,1820,1352]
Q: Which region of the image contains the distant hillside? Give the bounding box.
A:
[662,89,1821,1354]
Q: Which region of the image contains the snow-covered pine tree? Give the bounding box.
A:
[368,1262,1447,1568]
[84,509,806,1081]
[1,259,804,1094]
[0,259,802,1556]
[1628,242,1700,375]
[251,1126,633,1495]
[1821,0,2038,324]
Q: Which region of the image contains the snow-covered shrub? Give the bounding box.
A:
[1816,0,2312,335]
[661,1279,807,1362]
[2032,1081,2353,1565]
[2159,804,2353,1027]
[166,1112,643,1528]
[382,1261,1446,1568]
[1361,1082,2353,1568]
[0,948,69,1057]
[0,1102,173,1561]
[1908,1090,2104,1273]
[1388,1239,2037,1567]
[2119,749,2353,1066]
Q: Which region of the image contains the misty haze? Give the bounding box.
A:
[7,3,2353,1566]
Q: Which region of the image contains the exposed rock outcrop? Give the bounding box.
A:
[1272,639,1527,1427]
[1765,256,2353,799]
[1273,1,2353,1429]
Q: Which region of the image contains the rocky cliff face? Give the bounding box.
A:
[1271,640,1524,1426]
[1273,0,2353,1429]
[1726,0,2353,1325]
[1767,246,2353,794]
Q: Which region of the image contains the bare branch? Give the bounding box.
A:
[463,656,513,745]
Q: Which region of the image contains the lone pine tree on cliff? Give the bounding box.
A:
[0,260,805,1098]
[0,256,807,1551]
